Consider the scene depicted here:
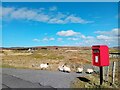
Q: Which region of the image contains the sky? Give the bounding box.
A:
[1,2,119,47]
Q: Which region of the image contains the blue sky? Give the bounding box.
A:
[1,2,119,47]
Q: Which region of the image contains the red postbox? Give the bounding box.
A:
[92,45,109,66]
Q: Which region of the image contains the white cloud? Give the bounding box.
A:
[2,6,93,24]
[48,15,93,24]
[49,6,57,11]
[43,37,55,41]
[64,15,94,24]
[96,35,112,40]
[95,28,119,42]
[57,38,63,41]
[48,18,65,24]
[57,30,80,37]
[94,28,119,36]
[43,37,49,41]
[33,39,40,42]
[67,37,79,41]
[33,28,118,47]
[111,28,119,36]
[2,7,14,16]
[80,35,94,39]
[49,37,55,41]
[33,37,55,42]
[74,28,119,46]
[95,31,106,34]
[93,28,119,46]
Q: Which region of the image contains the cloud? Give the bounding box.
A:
[49,37,55,41]
[43,37,49,41]
[33,28,118,46]
[57,30,80,36]
[33,39,40,42]
[2,7,14,16]
[67,37,79,41]
[43,37,55,41]
[80,35,94,39]
[64,15,94,24]
[11,8,49,22]
[48,18,65,24]
[1,6,93,24]
[57,38,63,41]
[111,28,119,36]
[96,35,112,40]
[49,6,57,11]
[76,37,113,47]
[74,28,119,46]
[94,28,119,36]
[93,28,119,46]
[48,14,93,24]
[95,28,119,42]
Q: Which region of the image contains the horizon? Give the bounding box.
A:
[1,45,119,48]
[1,2,119,47]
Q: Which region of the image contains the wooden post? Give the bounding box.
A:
[103,67,105,81]
[112,62,116,84]
[106,66,109,81]
[100,66,103,85]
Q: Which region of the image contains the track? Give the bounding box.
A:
[2,68,88,88]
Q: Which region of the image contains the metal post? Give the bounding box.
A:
[100,66,103,85]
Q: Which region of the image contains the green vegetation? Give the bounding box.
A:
[28,53,64,60]
[71,74,118,88]
[71,62,119,88]
[109,48,119,53]
[0,64,29,69]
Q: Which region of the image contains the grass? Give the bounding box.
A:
[71,62,119,88]
[1,48,119,69]
[71,73,119,88]
[109,48,120,54]
[0,64,29,69]
[1,48,119,88]
[29,53,64,60]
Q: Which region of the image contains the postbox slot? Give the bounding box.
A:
[93,49,100,53]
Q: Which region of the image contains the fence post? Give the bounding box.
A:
[106,66,109,81]
[112,62,116,84]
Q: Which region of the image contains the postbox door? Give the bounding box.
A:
[93,49,100,66]
[94,53,100,64]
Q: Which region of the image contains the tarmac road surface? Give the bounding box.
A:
[2,68,88,88]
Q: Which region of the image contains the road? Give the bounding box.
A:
[2,68,88,88]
